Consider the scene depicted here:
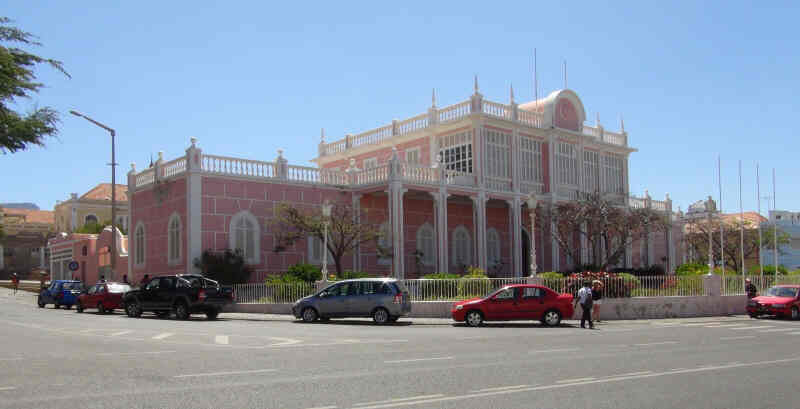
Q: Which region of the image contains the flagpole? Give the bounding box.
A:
[718,156,725,289]
[773,168,778,277]
[739,160,745,287]
[757,164,763,287]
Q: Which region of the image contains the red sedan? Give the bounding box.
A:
[747,285,800,319]
[452,284,574,327]
[76,282,132,314]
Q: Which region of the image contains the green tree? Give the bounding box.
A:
[1,17,70,154]
[74,219,127,235]
[193,249,252,285]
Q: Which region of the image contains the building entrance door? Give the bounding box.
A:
[522,230,530,276]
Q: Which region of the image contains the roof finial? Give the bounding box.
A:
[596,112,601,127]
[620,114,625,133]
[474,74,479,94]
[431,88,437,108]
[320,128,325,144]
[510,83,515,104]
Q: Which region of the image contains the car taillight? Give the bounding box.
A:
[198,289,206,301]
[393,294,402,304]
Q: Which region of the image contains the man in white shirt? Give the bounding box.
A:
[574,281,594,329]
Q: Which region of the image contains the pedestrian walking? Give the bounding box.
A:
[574,281,594,329]
[745,279,757,299]
[99,275,106,283]
[122,274,129,285]
[139,274,150,288]
[592,280,604,323]
[39,273,47,291]
[11,273,19,295]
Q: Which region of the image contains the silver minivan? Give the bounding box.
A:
[292,278,411,324]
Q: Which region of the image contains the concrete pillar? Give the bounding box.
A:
[703,274,721,297]
[508,198,522,276]
[472,192,488,271]
[666,194,676,273]
[275,149,288,180]
[430,190,450,274]
[39,246,45,269]
[352,194,362,272]
[185,138,203,273]
[551,219,560,272]
[388,148,405,278]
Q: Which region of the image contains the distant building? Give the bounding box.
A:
[0,206,55,278]
[47,227,128,283]
[54,184,129,234]
[762,210,800,270]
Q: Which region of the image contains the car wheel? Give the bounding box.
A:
[542,310,562,327]
[66,304,72,310]
[54,302,61,309]
[125,301,142,318]
[388,316,399,323]
[206,309,219,320]
[156,311,170,319]
[97,303,106,314]
[76,302,83,313]
[174,302,190,320]
[749,313,759,319]
[372,308,389,325]
[319,317,330,322]
[792,307,799,320]
[301,307,318,323]
[37,297,45,308]
[465,310,484,327]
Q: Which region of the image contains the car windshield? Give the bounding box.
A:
[765,287,799,298]
[487,287,515,300]
[63,282,83,290]
[178,276,219,289]
[108,284,131,293]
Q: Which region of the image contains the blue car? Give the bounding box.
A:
[38,280,84,309]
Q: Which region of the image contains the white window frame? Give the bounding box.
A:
[440,143,473,173]
[415,223,435,266]
[167,213,182,265]
[377,222,392,265]
[363,157,378,169]
[405,147,421,165]
[229,211,261,265]
[555,142,578,186]
[583,150,600,193]
[84,213,99,226]
[487,228,501,267]
[452,225,472,267]
[602,153,624,194]
[134,222,145,267]
[307,235,327,264]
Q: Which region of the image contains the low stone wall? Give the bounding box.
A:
[224,296,747,321]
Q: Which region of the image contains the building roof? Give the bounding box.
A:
[720,212,767,226]
[80,183,128,202]
[2,208,55,225]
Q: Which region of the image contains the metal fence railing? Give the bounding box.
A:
[722,275,800,296]
[232,282,316,304]
[401,278,528,302]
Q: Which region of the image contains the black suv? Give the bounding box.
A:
[123,274,234,320]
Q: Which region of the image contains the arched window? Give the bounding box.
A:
[377,222,392,265]
[487,228,501,267]
[415,223,435,266]
[229,211,260,264]
[85,214,98,225]
[167,214,182,264]
[452,226,472,267]
[307,235,326,264]
[134,222,145,266]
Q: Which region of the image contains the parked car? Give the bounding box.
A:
[123,274,234,320]
[76,282,132,314]
[747,285,800,319]
[292,278,411,324]
[451,284,574,327]
[37,280,84,309]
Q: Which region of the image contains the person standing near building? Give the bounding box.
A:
[591,280,604,323]
[745,278,757,299]
[11,273,19,295]
[574,281,594,329]
[139,274,149,288]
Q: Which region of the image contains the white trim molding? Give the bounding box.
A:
[167,213,182,266]
[229,210,261,265]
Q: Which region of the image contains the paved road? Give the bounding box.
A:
[1,287,799,409]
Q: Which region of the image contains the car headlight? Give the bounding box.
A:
[772,304,786,308]
[455,305,463,310]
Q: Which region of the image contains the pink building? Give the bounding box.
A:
[47,227,129,284]
[127,83,681,281]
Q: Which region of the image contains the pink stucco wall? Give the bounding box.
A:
[48,229,129,285]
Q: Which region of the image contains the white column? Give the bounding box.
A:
[472,192,488,271]
[352,193,362,272]
[508,198,522,276]
[388,186,406,278]
[39,246,45,269]
[185,138,203,273]
[580,222,589,265]
[548,133,557,197]
[431,190,450,274]
[551,219,560,272]
[70,206,77,231]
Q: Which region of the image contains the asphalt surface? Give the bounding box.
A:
[1,287,799,409]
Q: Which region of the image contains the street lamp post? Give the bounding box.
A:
[526,193,538,277]
[705,195,714,275]
[321,200,333,281]
[70,110,117,280]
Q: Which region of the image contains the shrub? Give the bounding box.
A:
[676,263,708,276]
[286,263,321,282]
[538,272,565,279]
[567,272,637,298]
[762,265,789,275]
[422,273,461,280]
[331,270,369,281]
[193,249,252,284]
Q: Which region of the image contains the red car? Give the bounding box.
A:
[747,285,800,319]
[76,282,132,314]
[452,284,574,327]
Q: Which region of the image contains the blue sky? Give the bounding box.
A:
[2,1,798,215]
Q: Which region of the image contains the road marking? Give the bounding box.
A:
[605,371,652,378]
[152,332,174,340]
[269,337,303,346]
[669,368,687,371]
[215,335,229,345]
[173,369,277,378]
[351,356,800,409]
[0,358,22,361]
[556,377,595,384]
[685,322,721,326]
[110,330,132,337]
[632,341,678,347]
[788,332,800,335]
[305,406,338,409]
[385,356,454,364]
[0,387,16,391]
[720,336,757,340]
[704,324,744,328]
[477,385,530,392]
[528,348,580,354]
[731,326,772,330]
[354,395,445,407]
[98,351,176,356]
[723,326,757,330]
[757,328,795,333]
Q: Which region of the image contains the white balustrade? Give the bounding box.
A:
[651,199,667,211]
[518,109,542,128]
[202,155,277,178]
[438,101,472,123]
[444,170,476,187]
[482,100,511,119]
[396,114,428,135]
[135,170,155,188]
[603,131,626,146]
[520,182,544,195]
[628,196,647,209]
[323,140,347,156]
[356,164,390,185]
[351,125,393,148]
[402,163,439,184]
[160,157,186,179]
[486,177,512,192]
